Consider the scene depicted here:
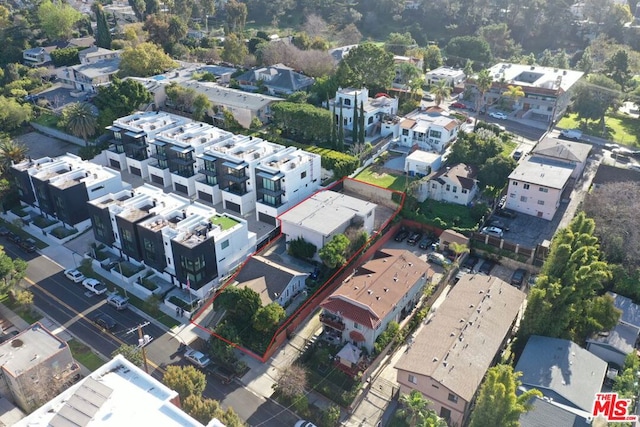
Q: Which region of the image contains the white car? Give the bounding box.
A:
[559,129,582,140]
[82,278,107,295]
[294,422,318,427]
[489,111,508,120]
[64,269,85,283]
[184,349,211,368]
[481,226,504,238]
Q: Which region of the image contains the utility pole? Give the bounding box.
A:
[127,322,153,374]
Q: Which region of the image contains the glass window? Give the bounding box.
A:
[301,171,307,179]
[523,184,530,190]
[539,187,548,193]
[408,374,417,384]
[538,200,545,205]
[221,239,229,249]
[520,196,527,202]
[448,393,458,403]
[429,130,442,139]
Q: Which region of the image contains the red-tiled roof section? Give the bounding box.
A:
[321,249,431,329]
[350,331,366,342]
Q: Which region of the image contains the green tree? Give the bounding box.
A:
[111,344,144,367]
[0,247,27,294]
[502,85,525,109]
[95,4,112,49]
[605,49,631,88]
[50,47,80,66]
[162,365,206,400]
[319,234,350,268]
[478,23,520,60]
[225,0,247,33]
[384,31,416,56]
[37,0,82,41]
[517,212,620,347]
[0,96,32,131]
[288,237,316,259]
[352,93,358,143]
[398,390,431,426]
[192,93,212,121]
[118,42,177,77]
[94,78,152,129]
[553,49,569,69]
[335,42,395,92]
[571,75,622,131]
[431,79,451,106]
[271,102,332,144]
[221,33,248,65]
[473,69,494,117]
[252,302,285,333]
[60,102,97,145]
[445,36,492,65]
[0,137,27,174]
[478,156,517,190]
[182,395,222,425]
[614,353,640,398]
[358,101,365,144]
[577,47,593,73]
[469,365,541,427]
[446,131,501,167]
[214,286,262,324]
[423,45,443,71]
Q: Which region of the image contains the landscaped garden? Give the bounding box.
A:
[33,215,58,229]
[210,215,239,231]
[50,226,78,239]
[558,112,640,146]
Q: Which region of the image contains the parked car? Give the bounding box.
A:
[295,421,318,427]
[19,238,37,253]
[511,268,528,287]
[422,93,435,101]
[559,129,582,140]
[489,111,507,119]
[450,102,465,109]
[185,349,211,368]
[512,149,523,161]
[428,252,451,266]
[495,208,517,219]
[479,259,496,275]
[93,313,117,330]
[106,293,129,310]
[64,269,85,283]
[83,278,108,295]
[418,236,433,250]
[481,226,504,238]
[488,219,509,231]
[0,227,9,237]
[207,364,235,384]
[7,232,21,243]
[394,229,410,242]
[407,232,423,246]
[462,255,479,272]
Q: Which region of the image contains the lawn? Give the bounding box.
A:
[0,294,43,324]
[418,199,483,230]
[68,339,105,371]
[355,166,415,192]
[33,112,59,128]
[558,113,640,146]
[210,215,239,231]
[500,139,518,158]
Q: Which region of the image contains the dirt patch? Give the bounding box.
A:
[15,131,80,159]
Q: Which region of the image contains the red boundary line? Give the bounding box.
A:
[190,176,406,363]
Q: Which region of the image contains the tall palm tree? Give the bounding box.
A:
[431,79,452,106]
[415,412,449,427]
[0,137,28,175]
[63,102,97,146]
[474,69,493,115]
[399,390,431,427]
[502,85,525,110]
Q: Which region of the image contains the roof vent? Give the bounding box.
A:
[368,290,373,295]
[11,339,23,348]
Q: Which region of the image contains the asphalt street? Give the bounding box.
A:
[2,238,298,427]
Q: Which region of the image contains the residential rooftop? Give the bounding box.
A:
[278,190,376,237]
[609,292,640,328]
[14,355,222,427]
[515,335,607,412]
[70,58,121,79]
[508,159,574,189]
[110,111,191,135]
[321,249,431,329]
[395,274,525,401]
[487,63,584,92]
[235,256,306,305]
[405,150,442,164]
[532,137,591,163]
[180,81,282,110]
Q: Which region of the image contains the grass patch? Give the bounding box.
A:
[51,226,78,239]
[10,207,28,217]
[77,264,179,329]
[33,112,59,128]
[419,199,480,229]
[67,339,105,371]
[355,166,415,191]
[0,218,47,249]
[210,215,239,231]
[168,295,199,312]
[0,294,43,324]
[33,215,58,229]
[139,277,159,292]
[500,139,518,158]
[118,261,144,277]
[558,112,640,146]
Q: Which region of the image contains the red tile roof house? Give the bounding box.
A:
[319,248,433,358]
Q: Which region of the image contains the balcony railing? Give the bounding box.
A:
[320,313,345,331]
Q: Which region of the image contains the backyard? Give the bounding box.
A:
[354,166,415,192]
[558,112,640,146]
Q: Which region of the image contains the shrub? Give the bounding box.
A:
[288,237,317,259]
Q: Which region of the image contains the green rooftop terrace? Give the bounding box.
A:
[210,215,239,230]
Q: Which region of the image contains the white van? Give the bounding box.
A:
[559,129,582,140]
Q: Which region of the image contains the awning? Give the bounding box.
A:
[222,161,247,170]
[125,131,144,138]
[349,330,365,342]
[199,153,218,162]
[151,140,167,147]
[170,145,194,154]
[256,171,284,181]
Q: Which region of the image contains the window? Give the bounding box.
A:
[408,374,417,384]
[431,183,437,189]
[462,189,468,194]
[520,196,527,202]
[452,186,457,193]
[221,239,229,249]
[354,322,361,329]
[448,393,458,403]
[513,182,518,186]
[539,187,548,193]
[114,131,121,139]
[523,184,530,190]
[344,98,351,106]
[446,184,451,191]
[402,129,409,136]
[429,130,442,139]
[538,200,545,205]
[301,171,307,179]
[440,408,451,421]
[368,117,374,124]
[510,193,515,198]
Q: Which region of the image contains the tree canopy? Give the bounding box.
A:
[469,365,541,427]
[0,96,32,131]
[37,0,82,41]
[319,234,350,268]
[118,42,177,77]
[162,365,206,400]
[335,42,395,92]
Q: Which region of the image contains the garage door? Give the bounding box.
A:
[109,159,121,169]
[225,201,240,213]
[175,183,188,195]
[151,174,164,186]
[198,191,213,203]
[130,166,141,176]
[258,212,276,226]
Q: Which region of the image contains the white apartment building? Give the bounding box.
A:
[381,109,460,153]
[329,88,399,138]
